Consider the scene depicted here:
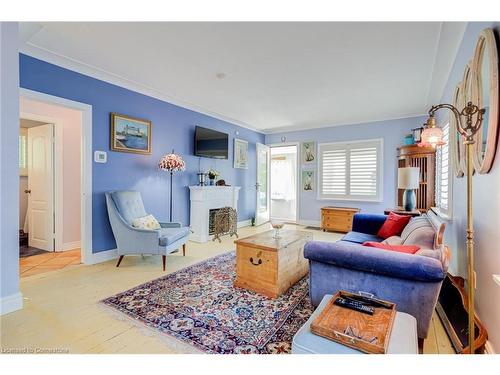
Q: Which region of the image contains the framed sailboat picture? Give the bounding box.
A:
[110,113,152,154]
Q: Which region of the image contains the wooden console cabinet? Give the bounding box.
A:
[397,145,436,212]
[321,207,360,233]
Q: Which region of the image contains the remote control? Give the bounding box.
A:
[334,297,374,315]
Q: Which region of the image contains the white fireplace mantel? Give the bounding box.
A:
[189,186,241,243]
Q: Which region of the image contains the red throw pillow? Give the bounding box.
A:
[363,241,420,254]
[377,212,411,239]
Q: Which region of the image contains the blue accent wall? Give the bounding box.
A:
[19,54,265,253]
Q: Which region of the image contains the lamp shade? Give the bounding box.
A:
[158,151,186,172]
[398,167,419,189]
[419,116,446,148]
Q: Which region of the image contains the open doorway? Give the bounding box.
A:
[270,145,298,223]
[19,96,83,276]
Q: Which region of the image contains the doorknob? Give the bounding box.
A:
[24,189,31,194]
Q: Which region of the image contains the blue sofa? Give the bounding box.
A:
[304,212,449,339]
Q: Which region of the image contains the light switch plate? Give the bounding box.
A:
[94,150,107,163]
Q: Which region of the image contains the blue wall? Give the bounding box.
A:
[19,54,265,253]
[265,116,427,223]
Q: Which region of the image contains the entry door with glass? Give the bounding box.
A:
[255,143,270,226]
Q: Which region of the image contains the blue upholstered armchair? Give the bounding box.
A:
[304,212,449,339]
[105,191,190,270]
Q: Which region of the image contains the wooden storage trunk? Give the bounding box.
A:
[321,206,360,233]
[234,230,311,298]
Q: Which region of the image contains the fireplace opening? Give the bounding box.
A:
[208,206,238,242]
[209,208,222,235]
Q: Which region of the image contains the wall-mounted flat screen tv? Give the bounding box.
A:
[194,126,229,159]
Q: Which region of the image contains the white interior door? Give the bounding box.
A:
[28,123,54,251]
[255,143,270,226]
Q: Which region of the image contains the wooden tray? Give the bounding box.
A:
[310,291,396,354]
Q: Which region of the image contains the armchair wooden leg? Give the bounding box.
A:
[162,255,166,271]
[116,255,124,268]
[182,244,186,256]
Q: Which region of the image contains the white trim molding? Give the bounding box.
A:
[62,241,81,251]
[237,219,252,229]
[0,292,23,316]
[84,249,118,265]
[20,88,93,265]
[298,220,321,227]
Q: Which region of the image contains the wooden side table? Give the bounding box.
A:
[384,207,421,217]
[321,207,360,233]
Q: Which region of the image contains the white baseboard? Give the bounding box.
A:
[298,220,321,227]
[61,241,81,251]
[237,219,252,228]
[0,292,23,316]
[83,248,118,265]
[485,340,496,354]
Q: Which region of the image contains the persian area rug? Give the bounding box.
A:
[101,251,313,354]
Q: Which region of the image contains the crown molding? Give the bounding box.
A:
[262,113,428,134]
[19,42,265,135]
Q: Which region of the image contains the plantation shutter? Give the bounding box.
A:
[321,149,347,196]
[436,123,450,213]
[319,139,382,201]
[349,146,378,197]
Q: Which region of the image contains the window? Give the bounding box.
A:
[435,122,451,217]
[319,139,383,201]
[19,128,28,176]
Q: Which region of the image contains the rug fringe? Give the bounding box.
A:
[98,302,204,354]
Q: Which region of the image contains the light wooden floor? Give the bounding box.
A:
[20,249,81,277]
[1,224,453,354]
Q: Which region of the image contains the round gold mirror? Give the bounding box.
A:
[471,28,499,174]
[451,84,465,177]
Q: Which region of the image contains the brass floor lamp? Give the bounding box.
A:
[420,101,485,354]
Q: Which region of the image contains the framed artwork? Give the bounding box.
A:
[234,138,248,169]
[302,170,315,192]
[301,141,316,164]
[110,113,152,154]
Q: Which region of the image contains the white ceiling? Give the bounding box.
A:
[19,22,466,133]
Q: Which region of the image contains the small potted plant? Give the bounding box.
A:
[207,168,220,185]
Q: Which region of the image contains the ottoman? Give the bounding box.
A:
[292,294,418,354]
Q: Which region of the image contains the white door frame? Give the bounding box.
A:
[268,142,300,224]
[255,143,271,226]
[21,112,62,252]
[20,88,93,264]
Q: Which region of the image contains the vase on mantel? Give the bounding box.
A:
[209,178,215,186]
